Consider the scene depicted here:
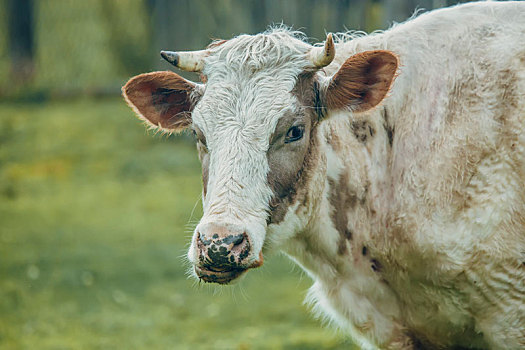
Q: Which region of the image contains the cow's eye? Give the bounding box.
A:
[284,125,304,143]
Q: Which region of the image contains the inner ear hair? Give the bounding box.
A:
[326,50,398,113]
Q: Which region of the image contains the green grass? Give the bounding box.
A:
[0,98,352,349]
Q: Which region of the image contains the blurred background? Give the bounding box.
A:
[0,1,474,349]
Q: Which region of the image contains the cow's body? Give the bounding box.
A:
[123,2,525,349]
[276,3,525,349]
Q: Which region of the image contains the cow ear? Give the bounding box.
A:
[122,71,199,132]
[325,50,398,113]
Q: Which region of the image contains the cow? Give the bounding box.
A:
[122,1,525,349]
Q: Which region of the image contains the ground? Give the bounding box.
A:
[0,98,353,349]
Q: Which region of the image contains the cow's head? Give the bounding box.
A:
[123,29,397,284]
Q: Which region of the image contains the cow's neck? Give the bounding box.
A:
[282,106,394,277]
[273,105,405,343]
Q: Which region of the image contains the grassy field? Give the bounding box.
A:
[0,98,352,349]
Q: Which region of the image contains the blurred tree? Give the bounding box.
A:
[7,0,34,87]
[0,0,476,100]
[100,0,152,76]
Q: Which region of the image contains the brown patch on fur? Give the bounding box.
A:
[266,72,322,225]
[267,122,319,224]
[328,172,358,255]
[202,168,208,196]
[122,71,195,131]
[200,150,209,197]
[371,258,382,272]
[292,71,318,108]
[382,107,394,147]
[337,240,348,255]
[194,127,209,197]
[352,120,375,144]
[406,331,480,350]
[326,51,398,113]
[326,125,343,152]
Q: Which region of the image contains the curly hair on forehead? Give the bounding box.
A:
[204,27,314,72]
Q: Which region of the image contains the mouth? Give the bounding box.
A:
[194,266,247,284]
[194,252,264,284]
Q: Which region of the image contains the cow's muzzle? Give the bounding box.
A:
[193,222,263,284]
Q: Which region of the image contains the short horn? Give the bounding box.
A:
[160,49,209,72]
[307,33,335,68]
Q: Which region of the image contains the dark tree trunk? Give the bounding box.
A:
[7,0,34,85]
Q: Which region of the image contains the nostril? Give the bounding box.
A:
[198,232,212,246]
[233,233,245,247]
[223,233,245,247]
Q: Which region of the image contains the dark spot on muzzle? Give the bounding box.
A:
[194,221,263,284]
[197,231,250,271]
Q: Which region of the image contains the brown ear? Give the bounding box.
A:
[122,71,197,132]
[326,50,398,113]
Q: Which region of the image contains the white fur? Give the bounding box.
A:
[188,2,525,348]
